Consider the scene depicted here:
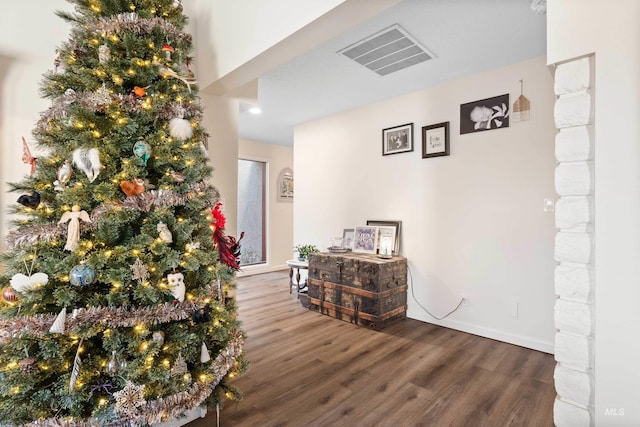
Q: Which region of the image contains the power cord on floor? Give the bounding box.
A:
[407,264,465,320]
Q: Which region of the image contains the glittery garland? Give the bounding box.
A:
[6,182,219,249]
[34,92,203,137]
[87,13,192,45]
[0,297,221,342]
[24,333,244,427]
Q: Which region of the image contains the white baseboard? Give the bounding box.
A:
[237,264,288,277]
[407,312,555,354]
[153,407,207,426]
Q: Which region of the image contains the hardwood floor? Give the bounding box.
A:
[188,271,556,427]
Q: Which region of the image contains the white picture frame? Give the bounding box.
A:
[352,226,378,254]
[366,220,402,256]
[376,226,396,257]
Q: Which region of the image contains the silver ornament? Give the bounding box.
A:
[54,161,73,191]
[107,350,119,373]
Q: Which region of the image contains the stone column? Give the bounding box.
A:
[552,56,595,426]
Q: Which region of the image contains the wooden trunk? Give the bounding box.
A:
[307,252,407,329]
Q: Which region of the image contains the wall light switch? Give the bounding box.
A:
[544,198,555,213]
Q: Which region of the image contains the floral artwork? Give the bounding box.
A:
[460,94,510,134]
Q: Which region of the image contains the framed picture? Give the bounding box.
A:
[460,94,510,135]
[342,228,355,250]
[376,226,396,257]
[277,167,294,201]
[382,123,413,156]
[422,121,450,158]
[353,226,378,254]
[366,220,401,256]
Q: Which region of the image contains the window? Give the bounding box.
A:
[237,159,266,266]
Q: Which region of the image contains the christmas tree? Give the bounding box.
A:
[0,1,246,425]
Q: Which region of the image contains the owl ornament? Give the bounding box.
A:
[157,222,173,243]
[167,271,185,302]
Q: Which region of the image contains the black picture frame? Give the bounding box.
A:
[460,94,510,135]
[366,220,402,256]
[422,121,450,158]
[382,123,413,156]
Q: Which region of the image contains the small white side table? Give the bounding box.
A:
[286,259,308,297]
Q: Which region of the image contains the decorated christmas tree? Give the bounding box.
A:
[0,1,246,425]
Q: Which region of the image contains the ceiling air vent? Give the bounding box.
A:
[338,24,434,76]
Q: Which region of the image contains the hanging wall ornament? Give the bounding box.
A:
[16,192,40,209]
[59,205,92,251]
[98,44,110,64]
[200,342,211,363]
[72,147,102,182]
[2,287,18,302]
[512,80,531,122]
[157,221,173,243]
[120,178,145,197]
[133,140,151,165]
[69,264,97,287]
[21,137,37,175]
[49,308,67,334]
[167,271,185,302]
[54,161,73,191]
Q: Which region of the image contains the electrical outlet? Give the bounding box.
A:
[506,299,519,318]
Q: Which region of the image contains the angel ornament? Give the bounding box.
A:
[59,205,91,251]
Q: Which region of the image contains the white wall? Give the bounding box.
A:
[0,0,71,255]
[188,0,403,95]
[199,94,240,236]
[238,138,293,276]
[548,1,640,424]
[295,56,556,352]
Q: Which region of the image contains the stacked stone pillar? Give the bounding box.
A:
[552,56,595,426]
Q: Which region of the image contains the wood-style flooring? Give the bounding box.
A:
[188,271,556,427]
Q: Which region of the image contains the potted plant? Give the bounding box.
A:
[294,244,319,261]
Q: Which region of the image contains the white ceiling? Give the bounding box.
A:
[238,0,547,147]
